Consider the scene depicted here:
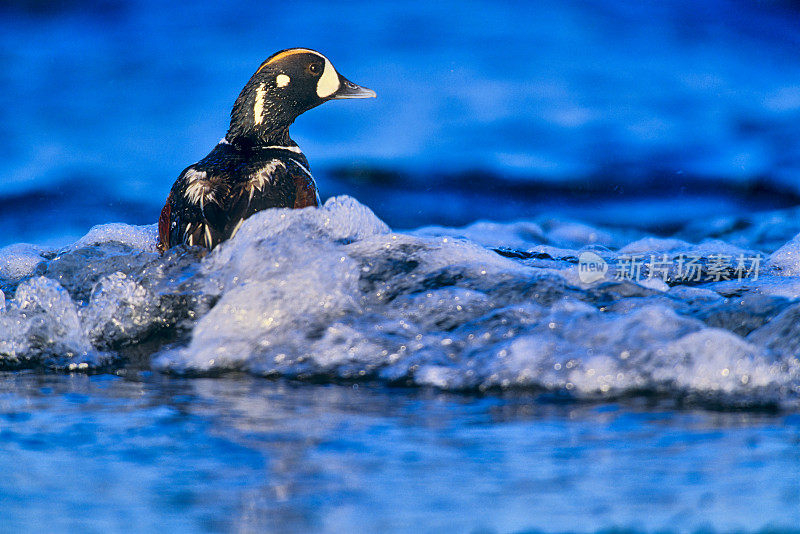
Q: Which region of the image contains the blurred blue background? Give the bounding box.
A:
[3,0,800,245]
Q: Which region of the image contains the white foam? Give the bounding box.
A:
[413,220,546,250]
[620,237,692,254]
[655,329,777,394]
[0,277,103,367]
[70,223,159,252]
[767,232,800,275]
[0,243,48,283]
[0,195,798,407]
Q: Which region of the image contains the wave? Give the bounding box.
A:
[1,196,799,409]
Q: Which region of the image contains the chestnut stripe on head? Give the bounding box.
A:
[265,48,316,66]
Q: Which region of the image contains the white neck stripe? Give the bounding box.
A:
[260,145,303,153]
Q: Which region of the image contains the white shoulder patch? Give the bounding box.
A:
[316,56,340,98]
[184,169,216,209]
[276,74,290,88]
[247,159,285,202]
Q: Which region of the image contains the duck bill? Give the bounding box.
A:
[331,75,376,99]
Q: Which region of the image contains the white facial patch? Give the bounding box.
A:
[253,82,266,125]
[276,74,290,88]
[316,56,340,98]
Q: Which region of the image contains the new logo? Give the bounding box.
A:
[578,251,608,283]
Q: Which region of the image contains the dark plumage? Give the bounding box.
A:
[157,48,375,251]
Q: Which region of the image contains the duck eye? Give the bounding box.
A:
[308,63,321,75]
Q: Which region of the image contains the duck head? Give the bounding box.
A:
[227,48,375,146]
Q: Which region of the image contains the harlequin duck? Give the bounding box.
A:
[157,48,375,251]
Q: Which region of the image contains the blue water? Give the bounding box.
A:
[2,373,799,533]
[3,0,800,243]
[3,1,800,532]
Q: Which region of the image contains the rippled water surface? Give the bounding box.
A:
[3,372,800,533]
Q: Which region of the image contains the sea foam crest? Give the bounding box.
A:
[0,196,799,408]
